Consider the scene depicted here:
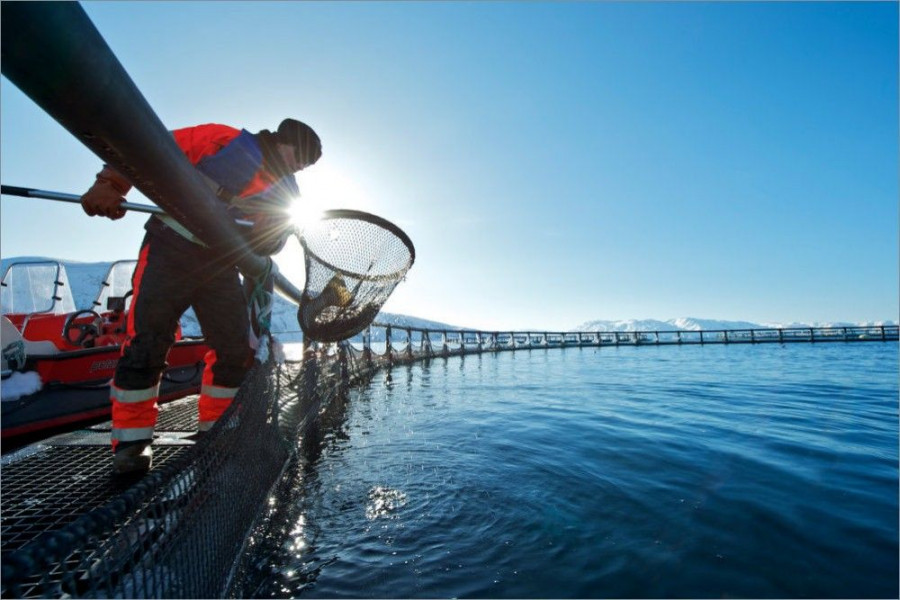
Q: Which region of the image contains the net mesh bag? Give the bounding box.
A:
[299,210,415,342]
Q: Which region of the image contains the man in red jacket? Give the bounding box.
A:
[81,118,321,474]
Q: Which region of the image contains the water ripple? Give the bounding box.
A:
[255,343,898,599]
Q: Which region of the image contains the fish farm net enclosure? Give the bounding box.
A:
[1,354,361,598]
[1,323,897,598]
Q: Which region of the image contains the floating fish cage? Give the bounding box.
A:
[1,355,360,599]
[2,322,896,598]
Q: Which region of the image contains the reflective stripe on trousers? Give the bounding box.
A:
[198,383,239,431]
[111,383,159,451]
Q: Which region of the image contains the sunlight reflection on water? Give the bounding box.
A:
[366,486,408,521]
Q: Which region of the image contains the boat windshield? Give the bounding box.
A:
[92,260,137,312]
[0,261,76,315]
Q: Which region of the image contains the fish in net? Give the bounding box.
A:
[298,209,415,342]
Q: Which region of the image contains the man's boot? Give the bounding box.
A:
[113,440,153,475]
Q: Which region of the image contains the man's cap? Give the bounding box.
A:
[276,118,322,168]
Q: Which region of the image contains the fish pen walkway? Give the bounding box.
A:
[373,324,899,358]
[1,323,897,598]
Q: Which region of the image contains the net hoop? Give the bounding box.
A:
[299,209,415,280]
[297,208,415,342]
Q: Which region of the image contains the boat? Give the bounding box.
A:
[1,259,208,450]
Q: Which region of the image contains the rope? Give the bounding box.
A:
[247,259,274,335]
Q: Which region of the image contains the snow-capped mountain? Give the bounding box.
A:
[574,318,762,332]
[574,317,897,332]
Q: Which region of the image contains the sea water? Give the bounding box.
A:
[256,342,898,598]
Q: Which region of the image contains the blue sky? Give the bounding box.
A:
[1,2,897,330]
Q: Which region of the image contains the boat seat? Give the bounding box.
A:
[1,315,61,363]
[20,338,62,356]
[18,313,72,354]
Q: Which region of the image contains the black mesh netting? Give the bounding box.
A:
[0,348,377,599]
[299,210,414,342]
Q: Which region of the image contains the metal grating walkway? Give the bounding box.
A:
[1,395,200,555]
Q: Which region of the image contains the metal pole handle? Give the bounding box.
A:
[0,185,255,226]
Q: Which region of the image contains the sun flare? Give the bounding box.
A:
[278,162,372,284]
[288,163,370,231]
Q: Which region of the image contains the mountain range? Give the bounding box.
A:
[571,317,897,332]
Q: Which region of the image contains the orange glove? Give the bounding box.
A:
[81,166,132,220]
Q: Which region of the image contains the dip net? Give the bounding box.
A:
[298,210,415,342]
